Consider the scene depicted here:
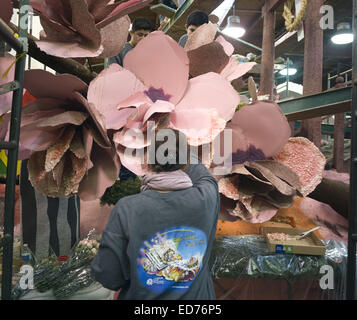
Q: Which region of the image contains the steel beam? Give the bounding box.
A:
[278,86,352,121]
[346,0,357,301]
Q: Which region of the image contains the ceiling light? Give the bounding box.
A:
[331,22,354,45]
[222,15,246,38]
[279,68,297,76]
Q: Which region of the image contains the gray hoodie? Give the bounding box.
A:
[91,162,219,300]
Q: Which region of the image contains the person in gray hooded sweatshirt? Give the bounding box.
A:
[91,129,220,300]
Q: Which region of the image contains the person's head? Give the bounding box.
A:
[148,129,189,173]
[185,10,209,36]
[129,17,152,46]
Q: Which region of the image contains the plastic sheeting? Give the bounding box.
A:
[210,235,353,300]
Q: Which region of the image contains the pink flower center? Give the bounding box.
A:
[144,87,172,102]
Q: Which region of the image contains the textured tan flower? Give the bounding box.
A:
[216,160,302,223]
[7,69,121,200]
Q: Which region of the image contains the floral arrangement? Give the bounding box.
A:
[12,233,101,299]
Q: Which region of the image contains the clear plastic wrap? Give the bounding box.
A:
[209,235,353,300]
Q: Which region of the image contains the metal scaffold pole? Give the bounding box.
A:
[346,0,357,301]
[0,0,28,300]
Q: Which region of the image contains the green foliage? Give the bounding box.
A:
[100,178,141,206]
[236,102,249,112]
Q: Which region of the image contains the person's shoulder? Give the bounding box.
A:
[178,34,188,42]
[178,34,188,47]
[113,192,149,215]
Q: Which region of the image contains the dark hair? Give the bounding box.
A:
[132,17,152,32]
[186,10,209,27]
[148,129,189,173]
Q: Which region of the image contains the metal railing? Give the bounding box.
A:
[0,0,28,300]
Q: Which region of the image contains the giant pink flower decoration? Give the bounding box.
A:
[30,0,153,58]
[2,69,120,200]
[212,112,326,223]
[88,31,242,175]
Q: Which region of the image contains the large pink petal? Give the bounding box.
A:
[184,23,218,51]
[87,0,113,22]
[170,108,226,146]
[124,103,151,129]
[97,0,154,28]
[97,15,131,58]
[116,91,152,110]
[124,31,189,104]
[187,42,230,77]
[213,121,250,166]
[273,137,326,196]
[35,40,104,58]
[220,58,256,82]
[231,101,291,158]
[19,126,65,153]
[69,0,101,48]
[24,70,87,101]
[72,92,111,147]
[218,176,240,200]
[29,0,47,13]
[78,143,121,201]
[215,35,234,56]
[232,197,279,223]
[36,111,88,128]
[39,15,79,43]
[142,100,175,124]
[108,107,136,131]
[1,0,13,24]
[0,54,15,115]
[113,127,151,149]
[116,144,146,176]
[87,64,146,129]
[175,72,239,121]
[82,127,94,170]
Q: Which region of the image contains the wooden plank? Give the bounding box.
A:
[261,0,285,16]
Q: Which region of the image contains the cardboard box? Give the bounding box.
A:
[261,226,326,256]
